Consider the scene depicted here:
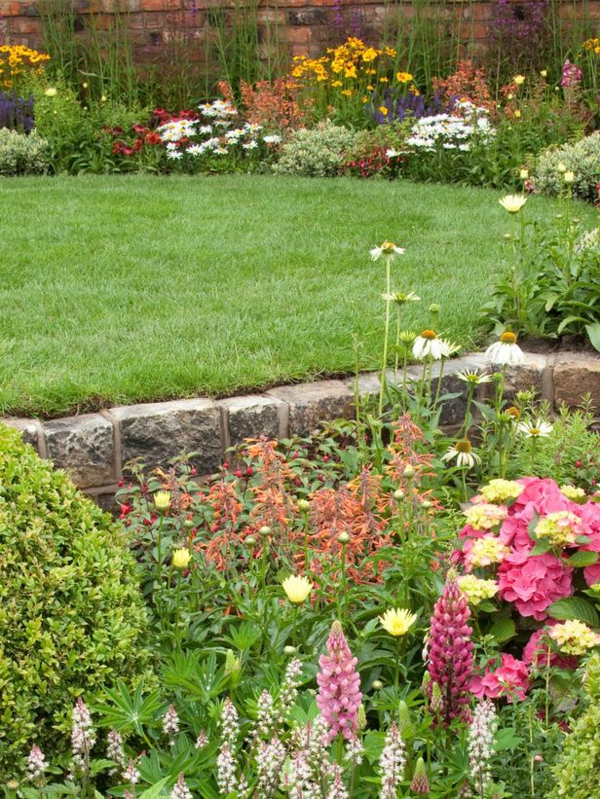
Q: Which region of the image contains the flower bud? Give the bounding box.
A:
[338,532,350,545]
[259,525,271,536]
[154,490,171,511]
[393,488,405,500]
[245,535,257,546]
[172,548,191,570]
[297,499,310,511]
[372,679,383,690]
[397,700,414,739]
[283,645,297,655]
[225,649,241,675]
[357,704,367,730]
[403,465,415,478]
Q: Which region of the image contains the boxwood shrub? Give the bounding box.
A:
[0,424,150,780]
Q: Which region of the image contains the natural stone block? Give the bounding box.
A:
[554,353,600,408]
[502,353,549,399]
[110,398,222,473]
[288,9,327,25]
[266,380,354,436]
[3,418,41,451]
[218,395,286,448]
[44,413,114,488]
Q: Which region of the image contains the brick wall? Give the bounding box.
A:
[2,0,599,70]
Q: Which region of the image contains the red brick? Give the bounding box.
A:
[0,1,21,15]
[8,17,42,34]
[140,0,182,10]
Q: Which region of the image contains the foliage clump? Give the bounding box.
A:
[549,653,600,799]
[0,424,149,780]
[273,120,357,177]
[0,128,50,175]
[534,132,600,201]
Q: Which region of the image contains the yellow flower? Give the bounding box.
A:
[379,608,418,636]
[513,74,526,85]
[549,620,600,655]
[379,105,388,116]
[480,479,524,503]
[282,575,313,603]
[540,69,548,77]
[331,80,343,87]
[154,490,171,510]
[499,194,527,213]
[514,109,522,118]
[44,87,57,97]
[564,170,575,184]
[379,76,388,83]
[519,168,529,179]
[457,575,499,606]
[560,485,586,503]
[395,71,413,83]
[341,89,353,97]
[172,548,191,570]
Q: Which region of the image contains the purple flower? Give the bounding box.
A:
[425,571,474,726]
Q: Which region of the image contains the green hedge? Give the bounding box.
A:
[0,424,150,779]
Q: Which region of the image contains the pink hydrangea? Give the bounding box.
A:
[522,625,578,671]
[470,654,529,702]
[316,621,362,742]
[576,501,600,586]
[498,551,573,620]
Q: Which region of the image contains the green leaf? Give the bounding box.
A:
[547,597,599,627]
[494,727,524,752]
[530,540,552,556]
[586,322,600,352]
[138,778,170,799]
[489,618,516,644]
[567,551,599,567]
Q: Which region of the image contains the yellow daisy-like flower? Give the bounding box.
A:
[154,490,171,510]
[379,608,418,636]
[282,575,313,604]
[395,71,413,83]
[172,548,191,570]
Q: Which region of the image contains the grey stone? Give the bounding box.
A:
[218,395,286,448]
[502,354,549,399]
[288,9,327,25]
[84,484,121,515]
[110,399,222,473]
[3,418,41,452]
[266,380,354,436]
[44,413,114,488]
[554,353,600,408]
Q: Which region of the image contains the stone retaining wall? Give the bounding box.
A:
[4,350,599,508]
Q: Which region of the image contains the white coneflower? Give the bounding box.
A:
[381,290,421,304]
[498,194,527,213]
[468,700,497,796]
[370,241,405,261]
[441,438,481,468]
[456,369,492,385]
[484,331,528,366]
[379,722,406,799]
[413,329,444,360]
[440,339,461,357]
[517,419,553,438]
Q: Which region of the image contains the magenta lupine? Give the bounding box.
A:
[425,572,474,726]
[316,621,362,742]
[171,773,193,799]
[379,722,406,799]
[27,745,47,782]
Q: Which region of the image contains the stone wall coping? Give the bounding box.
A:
[3,350,599,503]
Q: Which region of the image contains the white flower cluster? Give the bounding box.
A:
[379,723,406,799]
[158,98,281,162]
[405,102,496,153]
[71,697,96,768]
[468,699,498,795]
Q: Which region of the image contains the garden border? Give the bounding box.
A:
[4,350,599,508]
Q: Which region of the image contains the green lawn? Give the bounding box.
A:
[0,174,595,418]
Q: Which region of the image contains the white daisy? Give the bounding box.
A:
[498,194,528,214]
[517,419,553,438]
[413,330,444,360]
[484,332,528,366]
[456,369,492,385]
[441,439,481,468]
[370,241,405,261]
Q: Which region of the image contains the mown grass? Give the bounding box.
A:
[1,174,595,418]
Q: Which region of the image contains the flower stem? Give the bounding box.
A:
[379,260,392,417]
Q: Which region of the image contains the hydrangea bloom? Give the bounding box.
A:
[470,654,529,702]
[498,550,573,620]
[523,625,578,671]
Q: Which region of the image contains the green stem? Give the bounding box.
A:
[379,259,392,417]
[432,356,446,409]
[394,635,401,689]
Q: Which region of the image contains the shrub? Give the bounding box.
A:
[549,653,600,799]
[273,120,357,177]
[533,132,600,201]
[0,127,50,175]
[0,425,150,780]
